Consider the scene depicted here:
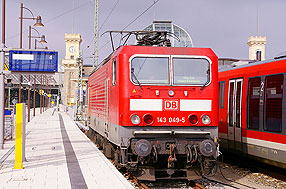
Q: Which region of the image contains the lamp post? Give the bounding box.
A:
[28,26,47,120]
[29,26,47,49]
[40,75,42,114]
[20,3,44,48]
[27,75,31,122]
[19,3,44,106]
[33,75,36,117]
[34,35,48,49]
[0,0,6,149]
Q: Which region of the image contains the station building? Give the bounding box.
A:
[61,33,93,106]
[4,55,59,109]
[219,35,267,67]
[143,21,194,48]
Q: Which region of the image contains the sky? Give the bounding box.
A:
[2,0,286,65]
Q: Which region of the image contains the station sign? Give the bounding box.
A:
[9,50,58,72]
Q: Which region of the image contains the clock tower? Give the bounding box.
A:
[62,33,82,105]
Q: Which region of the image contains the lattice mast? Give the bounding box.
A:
[75,52,83,121]
[93,0,99,67]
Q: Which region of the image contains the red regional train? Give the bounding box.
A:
[218,56,286,168]
[87,32,220,180]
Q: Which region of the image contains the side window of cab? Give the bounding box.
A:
[112,59,116,86]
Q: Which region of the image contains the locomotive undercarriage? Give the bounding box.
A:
[86,122,220,181]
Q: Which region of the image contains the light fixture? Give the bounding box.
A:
[33,16,44,27]
[131,114,141,125]
[155,90,159,96]
[168,90,175,97]
[201,115,211,125]
[39,35,47,43]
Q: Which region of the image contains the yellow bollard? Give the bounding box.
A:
[14,103,24,169]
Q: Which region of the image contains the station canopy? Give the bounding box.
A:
[143,21,193,47]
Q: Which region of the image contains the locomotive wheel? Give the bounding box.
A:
[86,128,94,140]
[95,133,103,150]
[200,157,217,177]
[114,149,121,168]
[103,140,114,159]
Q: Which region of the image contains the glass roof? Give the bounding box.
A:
[143,21,193,47]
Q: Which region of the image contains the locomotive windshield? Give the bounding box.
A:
[131,57,169,84]
[173,58,210,85]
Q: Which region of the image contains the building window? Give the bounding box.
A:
[247,77,261,130]
[264,74,283,133]
[256,50,262,61]
[70,55,74,59]
[219,81,225,109]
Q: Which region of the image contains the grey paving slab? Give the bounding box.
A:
[0,108,133,189]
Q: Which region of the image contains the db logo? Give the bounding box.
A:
[164,100,179,110]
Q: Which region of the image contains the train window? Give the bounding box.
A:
[264,74,283,133]
[236,81,242,128]
[247,77,261,130]
[112,59,116,86]
[219,81,225,109]
[228,82,234,127]
[131,57,169,84]
[173,58,210,85]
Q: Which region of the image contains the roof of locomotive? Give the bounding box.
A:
[118,45,217,56]
[89,45,218,76]
[219,56,286,73]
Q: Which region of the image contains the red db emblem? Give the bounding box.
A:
[164,100,179,111]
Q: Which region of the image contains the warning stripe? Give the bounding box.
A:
[4,61,9,70]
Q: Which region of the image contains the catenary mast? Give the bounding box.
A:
[93,0,99,67]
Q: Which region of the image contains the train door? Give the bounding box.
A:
[228,79,243,150]
[104,78,110,137]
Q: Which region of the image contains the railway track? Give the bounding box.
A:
[119,158,286,188]
[221,151,286,188]
[81,127,286,188]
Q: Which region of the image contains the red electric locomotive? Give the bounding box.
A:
[218,56,286,168]
[87,31,220,180]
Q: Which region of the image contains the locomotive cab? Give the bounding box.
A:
[88,32,220,180]
[119,49,219,180]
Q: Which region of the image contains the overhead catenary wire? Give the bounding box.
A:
[83,0,120,55]
[84,0,160,62]
[100,0,160,51]
[6,1,92,41]
[121,0,159,31]
[99,0,120,34]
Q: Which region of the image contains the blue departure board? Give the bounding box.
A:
[9,50,58,72]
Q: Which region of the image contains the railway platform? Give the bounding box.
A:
[0,108,133,189]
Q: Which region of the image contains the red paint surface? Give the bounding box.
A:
[88,46,219,127]
[219,59,286,144]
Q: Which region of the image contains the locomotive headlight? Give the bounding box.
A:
[168,90,175,97]
[131,114,141,125]
[199,139,216,157]
[189,114,198,125]
[135,139,152,157]
[201,115,211,125]
[143,114,154,125]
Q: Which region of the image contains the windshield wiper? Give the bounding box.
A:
[131,68,143,89]
[200,69,210,90]
[200,81,209,90]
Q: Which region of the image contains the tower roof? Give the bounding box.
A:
[64,33,82,43]
[247,36,266,46]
